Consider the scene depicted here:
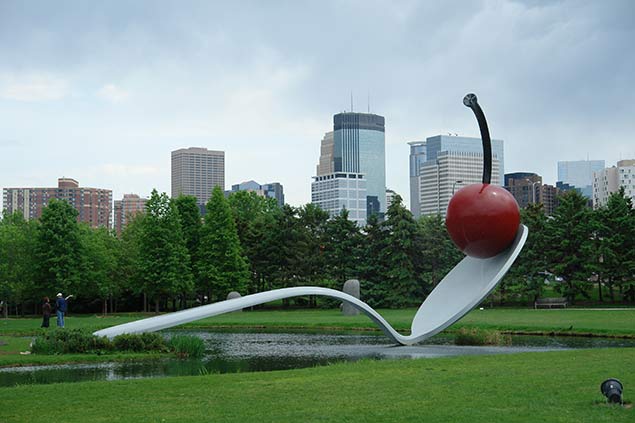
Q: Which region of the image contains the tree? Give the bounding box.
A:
[359,213,388,307]
[117,213,146,311]
[380,195,426,307]
[0,211,38,317]
[546,190,594,303]
[173,195,202,267]
[297,203,330,289]
[228,191,279,294]
[594,187,635,302]
[504,203,549,305]
[324,209,361,285]
[198,186,249,301]
[418,213,463,292]
[173,195,202,306]
[35,199,84,298]
[270,204,306,291]
[82,226,120,315]
[139,190,193,312]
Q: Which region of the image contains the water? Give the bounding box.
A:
[1,330,633,388]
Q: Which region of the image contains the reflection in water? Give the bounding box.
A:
[1,330,633,388]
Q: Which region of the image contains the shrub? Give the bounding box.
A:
[112,333,145,352]
[31,329,113,354]
[112,332,167,352]
[31,330,168,355]
[454,328,511,346]
[140,332,169,352]
[169,335,205,359]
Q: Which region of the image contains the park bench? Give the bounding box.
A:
[534,297,568,309]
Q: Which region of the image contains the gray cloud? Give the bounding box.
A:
[1,0,634,207]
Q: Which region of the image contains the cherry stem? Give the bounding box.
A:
[463,93,492,185]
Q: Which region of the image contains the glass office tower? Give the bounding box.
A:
[333,112,386,217]
[408,140,427,218]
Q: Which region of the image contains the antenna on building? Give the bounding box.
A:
[350,91,354,112]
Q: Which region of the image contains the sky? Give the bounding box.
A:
[1,0,634,209]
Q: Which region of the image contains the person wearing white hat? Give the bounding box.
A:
[55,293,73,327]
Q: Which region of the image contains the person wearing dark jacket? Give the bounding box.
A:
[41,297,51,328]
[55,293,73,328]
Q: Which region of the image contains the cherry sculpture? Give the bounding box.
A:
[445,94,520,258]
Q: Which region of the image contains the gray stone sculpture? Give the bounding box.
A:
[226,291,242,312]
[342,279,360,316]
[94,226,527,345]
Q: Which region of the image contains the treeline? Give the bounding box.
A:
[0,186,461,316]
[1,186,634,317]
[504,187,635,305]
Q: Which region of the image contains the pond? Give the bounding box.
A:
[1,330,634,388]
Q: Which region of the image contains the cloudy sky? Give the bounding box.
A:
[1,0,634,209]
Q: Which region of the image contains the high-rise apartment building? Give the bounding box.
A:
[2,178,112,228]
[504,173,542,209]
[226,180,285,206]
[419,135,504,217]
[408,141,426,218]
[311,112,385,225]
[540,184,560,216]
[592,159,635,208]
[557,160,605,199]
[114,194,147,235]
[504,172,560,215]
[171,147,225,209]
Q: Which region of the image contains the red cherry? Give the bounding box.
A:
[446,183,520,259]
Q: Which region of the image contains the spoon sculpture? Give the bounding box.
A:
[94,94,527,345]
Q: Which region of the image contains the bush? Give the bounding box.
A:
[112,332,167,352]
[31,329,113,354]
[454,328,511,346]
[31,330,169,355]
[169,335,205,359]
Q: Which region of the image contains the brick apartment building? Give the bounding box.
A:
[2,178,112,228]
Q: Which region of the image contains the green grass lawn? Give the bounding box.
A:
[0,348,632,423]
[2,307,634,337]
[0,307,632,365]
[1,307,633,368]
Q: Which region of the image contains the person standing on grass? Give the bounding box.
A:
[41,297,51,328]
[55,293,73,327]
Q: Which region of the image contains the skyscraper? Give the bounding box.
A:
[557,159,605,199]
[419,135,504,217]
[2,178,112,228]
[408,140,426,218]
[311,112,386,225]
[171,147,225,209]
[316,131,334,176]
[332,112,386,216]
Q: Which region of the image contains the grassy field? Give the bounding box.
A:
[0,348,632,422]
[1,307,633,367]
[2,307,634,337]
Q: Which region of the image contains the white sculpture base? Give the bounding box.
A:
[94,225,527,345]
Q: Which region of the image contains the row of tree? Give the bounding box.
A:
[1,186,634,317]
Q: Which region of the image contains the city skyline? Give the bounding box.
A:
[1,1,634,210]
